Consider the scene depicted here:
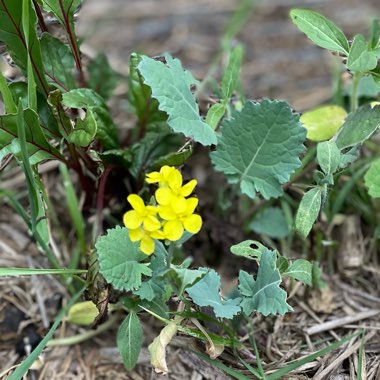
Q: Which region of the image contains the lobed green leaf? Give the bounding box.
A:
[187,269,241,319]
[138,53,217,146]
[211,100,306,199]
[239,250,292,316]
[96,226,152,291]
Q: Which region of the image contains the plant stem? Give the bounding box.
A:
[350,73,362,112]
[47,312,119,347]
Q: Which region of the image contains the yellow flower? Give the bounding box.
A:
[129,227,164,255]
[123,166,202,253]
[146,166,197,199]
[159,197,202,241]
[123,194,161,232]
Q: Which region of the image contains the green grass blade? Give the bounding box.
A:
[60,164,86,268]
[0,268,86,276]
[189,349,254,380]
[330,163,370,218]
[8,287,84,380]
[266,332,360,380]
[22,0,37,112]
[223,0,256,47]
[357,329,366,380]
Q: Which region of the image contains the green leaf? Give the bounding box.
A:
[311,261,326,288]
[138,53,217,146]
[170,267,206,297]
[295,187,322,239]
[0,0,49,96]
[117,312,143,371]
[221,45,243,99]
[369,19,380,49]
[211,100,306,199]
[127,53,167,127]
[150,147,192,171]
[16,102,49,248]
[96,226,152,291]
[62,88,105,108]
[68,109,97,147]
[239,250,292,316]
[335,105,380,149]
[317,141,341,175]
[187,270,241,319]
[249,207,289,238]
[40,0,81,73]
[206,103,226,130]
[347,34,378,73]
[10,82,59,138]
[40,33,76,91]
[88,53,119,100]
[349,76,380,98]
[129,131,184,178]
[364,158,380,198]
[0,108,63,162]
[290,9,349,54]
[139,298,169,320]
[230,240,266,261]
[62,89,119,149]
[133,244,170,301]
[282,259,312,286]
[300,105,347,142]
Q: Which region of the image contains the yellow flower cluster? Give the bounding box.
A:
[123,166,202,255]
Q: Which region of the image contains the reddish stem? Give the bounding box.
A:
[32,0,48,33]
[58,0,86,87]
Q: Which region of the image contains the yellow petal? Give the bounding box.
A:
[183,214,202,234]
[143,215,161,232]
[145,205,159,215]
[185,197,199,214]
[127,194,145,212]
[146,171,161,183]
[155,188,173,206]
[179,179,197,197]
[150,229,165,240]
[123,210,143,229]
[163,220,184,241]
[140,235,155,255]
[129,228,144,241]
[167,168,182,190]
[172,196,187,214]
[158,206,177,220]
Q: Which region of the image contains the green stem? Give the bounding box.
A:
[47,313,119,347]
[350,73,362,112]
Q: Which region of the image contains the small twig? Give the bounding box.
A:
[306,310,380,336]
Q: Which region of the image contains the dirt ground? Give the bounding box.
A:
[1,0,380,379]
